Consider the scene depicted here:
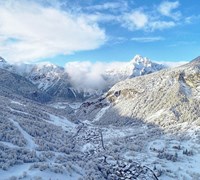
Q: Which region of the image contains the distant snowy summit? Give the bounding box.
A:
[104,55,165,86]
[0,56,7,66]
[0,56,6,63]
[0,56,12,69]
[0,55,166,101]
[129,54,165,76]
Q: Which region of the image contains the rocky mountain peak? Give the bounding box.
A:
[130,54,151,65]
[0,56,6,63]
[190,56,200,64]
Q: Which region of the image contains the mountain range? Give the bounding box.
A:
[0,55,200,179]
[0,55,165,102]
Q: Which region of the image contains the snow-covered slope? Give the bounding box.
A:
[0,80,158,179]
[76,57,200,179]
[0,68,51,103]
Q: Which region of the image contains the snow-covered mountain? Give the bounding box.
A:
[0,60,84,101]
[0,68,51,103]
[76,57,200,179]
[0,55,199,179]
[0,55,166,101]
[0,56,6,63]
[104,55,165,86]
[26,62,64,90]
[0,56,12,69]
[106,55,164,77]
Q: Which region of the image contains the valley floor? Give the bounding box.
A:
[1,100,200,179]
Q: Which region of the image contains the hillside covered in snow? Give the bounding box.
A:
[0,55,199,179]
[76,57,200,179]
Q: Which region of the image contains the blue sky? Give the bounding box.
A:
[0,0,200,65]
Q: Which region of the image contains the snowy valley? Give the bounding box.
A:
[0,55,200,180]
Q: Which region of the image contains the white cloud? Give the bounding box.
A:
[149,21,175,30]
[156,61,188,67]
[123,10,176,31]
[131,36,164,42]
[185,15,200,24]
[0,1,106,63]
[86,2,127,11]
[81,13,117,23]
[65,61,107,91]
[109,36,127,45]
[64,61,128,91]
[158,1,181,20]
[123,10,149,30]
[86,2,121,10]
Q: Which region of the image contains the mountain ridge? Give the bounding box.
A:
[0,55,166,101]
